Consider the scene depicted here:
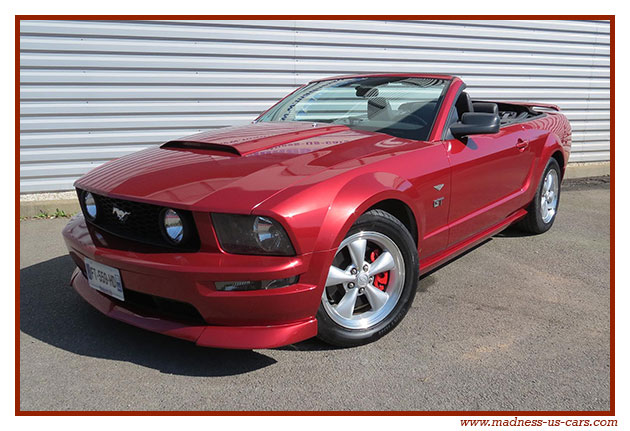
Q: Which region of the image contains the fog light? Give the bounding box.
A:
[162,208,184,244]
[83,191,97,220]
[215,276,299,291]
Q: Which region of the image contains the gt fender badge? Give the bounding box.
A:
[433,197,445,208]
[434,183,444,191]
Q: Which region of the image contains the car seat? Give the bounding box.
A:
[367,97,393,120]
[455,91,474,120]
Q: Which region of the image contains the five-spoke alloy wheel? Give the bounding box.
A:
[540,168,559,224]
[518,157,562,234]
[317,209,419,347]
[323,231,405,329]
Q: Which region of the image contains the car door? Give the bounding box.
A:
[445,121,536,247]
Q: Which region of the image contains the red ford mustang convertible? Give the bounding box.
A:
[63,74,571,348]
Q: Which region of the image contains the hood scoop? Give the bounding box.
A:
[161,122,349,156]
[162,140,241,156]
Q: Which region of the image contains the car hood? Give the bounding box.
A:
[75,121,418,213]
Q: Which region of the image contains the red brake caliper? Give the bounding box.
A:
[369,250,389,291]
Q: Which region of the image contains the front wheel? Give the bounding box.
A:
[518,158,562,234]
[316,209,419,347]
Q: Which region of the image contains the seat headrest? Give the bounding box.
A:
[455,91,474,119]
[473,102,499,115]
[367,97,391,119]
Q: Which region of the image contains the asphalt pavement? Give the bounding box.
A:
[19,179,611,411]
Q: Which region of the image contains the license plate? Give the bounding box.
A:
[84,258,125,301]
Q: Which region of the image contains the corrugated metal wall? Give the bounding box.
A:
[19,19,611,193]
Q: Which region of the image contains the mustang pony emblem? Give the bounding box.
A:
[112,206,131,223]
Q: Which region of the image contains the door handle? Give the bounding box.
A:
[516,139,529,152]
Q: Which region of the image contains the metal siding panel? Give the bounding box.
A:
[22,20,609,44]
[20,53,610,78]
[20,37,610,66]
[20,86,297,101]
[20,114,254,132]
[20,19,610,193]
[20,70,611,89]
[19,100,271,116]
[20,129,211,146]
[145,19,611,36]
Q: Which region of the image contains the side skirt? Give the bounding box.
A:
[419,209,527,275]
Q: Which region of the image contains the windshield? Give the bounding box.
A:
[258,77,449,141]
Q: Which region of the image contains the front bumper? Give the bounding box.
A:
[63,215,333,349]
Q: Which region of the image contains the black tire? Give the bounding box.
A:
[316,209,420,347]
[518,158,562,234]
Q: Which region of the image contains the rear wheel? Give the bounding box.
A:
[316,209,419,347]
[518,158,561,234]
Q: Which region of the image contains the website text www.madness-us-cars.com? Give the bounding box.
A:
[460,417,618,428]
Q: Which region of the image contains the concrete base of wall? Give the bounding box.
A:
[564,162,610,179]
[20,199,80,219]
[19,162,611,219]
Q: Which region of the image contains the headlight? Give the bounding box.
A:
[161,208,184,244]
[83,191,97,220]
[212,213,295,256]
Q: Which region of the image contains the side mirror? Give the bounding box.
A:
[450,112,500,140]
